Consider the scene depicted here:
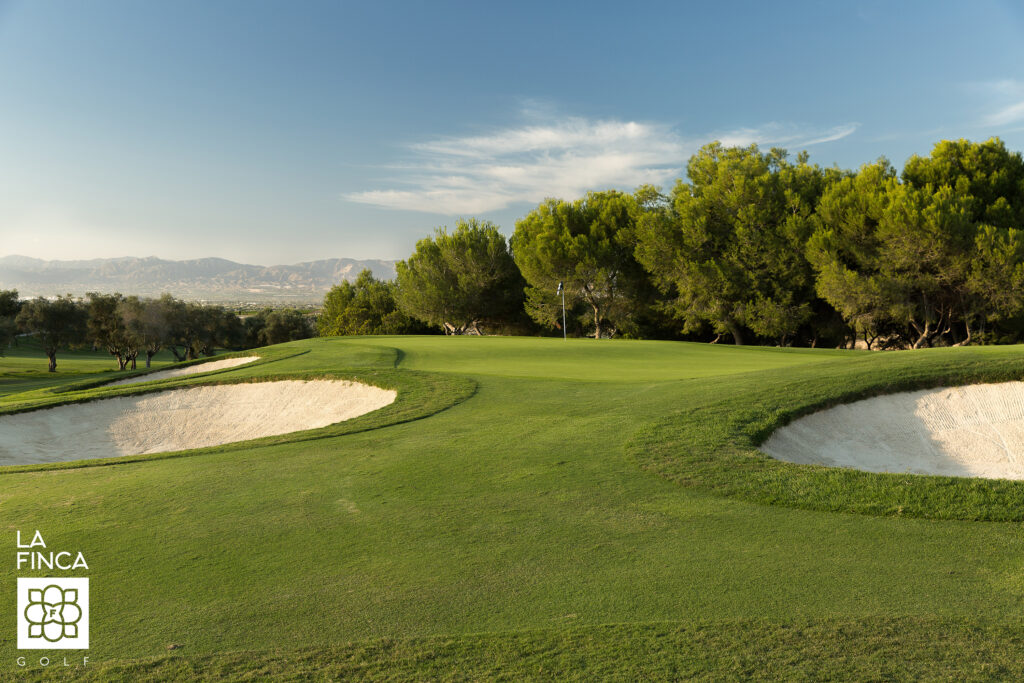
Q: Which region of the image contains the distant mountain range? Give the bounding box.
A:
[0,255,397,303]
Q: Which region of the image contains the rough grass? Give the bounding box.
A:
[5,337,1024,680]
[23,618,1024,681]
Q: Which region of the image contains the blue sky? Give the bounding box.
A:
[1,0,1023,264]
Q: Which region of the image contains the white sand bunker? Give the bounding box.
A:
[107,356,259,386]
[0,380,396,466]
[761,381,1024,480]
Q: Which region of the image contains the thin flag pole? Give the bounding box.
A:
[557,281,566,340]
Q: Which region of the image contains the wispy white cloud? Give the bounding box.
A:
[987,101,1024,126]
[711,122,859,149]
[344,113,859,215]
[976,79,1024,126]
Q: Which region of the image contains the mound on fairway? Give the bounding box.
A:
[761,381,1024,479]
[0,380,395,466]
[107,356,259,386]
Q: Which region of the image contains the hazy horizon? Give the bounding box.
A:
[0,253,399,268]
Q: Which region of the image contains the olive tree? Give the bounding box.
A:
[16,295,88,372]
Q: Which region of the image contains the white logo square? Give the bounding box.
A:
[17,577,89,650]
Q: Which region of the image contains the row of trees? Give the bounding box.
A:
[8,137,1016,356]
[318,137,1024,348]
[3,292,315,371]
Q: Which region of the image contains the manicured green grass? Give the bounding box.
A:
[345,335,855,381]
[0,337,176,399]
[4,336,1024,680]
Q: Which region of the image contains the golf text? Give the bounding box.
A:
[16,530,88,570]
[16,657,90,668]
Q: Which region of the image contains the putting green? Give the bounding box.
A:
[5,337,1024,680]
[348,334,852,381]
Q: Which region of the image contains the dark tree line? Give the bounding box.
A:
[318,137,1024,349]
[3,291,315,372]
[0,289,21,355]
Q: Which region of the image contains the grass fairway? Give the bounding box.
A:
[5,337,1024,680]
[0,338,178,400]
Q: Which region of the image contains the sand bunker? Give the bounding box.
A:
[761,381,1024,479]
[0,380,396,466]
[107,356,259,386]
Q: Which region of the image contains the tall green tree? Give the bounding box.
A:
[16,295,88,372]
[120,296,176,369]
[636,144,836,345]
[319,269,425,336]
[396,219,524,335]
[807,160,900,348]
[174,302,206,360]
[86,292,134,369]
[191,305,244,356]
[512,190,648,338]
[161,301,242,359]
[903,137,1024,344]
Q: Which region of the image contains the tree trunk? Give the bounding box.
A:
[146,350,156,368]
[169,346,186,362]
[910,319,932,349]
[725,320,744,345]
[952,321,973,347]
[47,349,57,372]
[592,304,601,339]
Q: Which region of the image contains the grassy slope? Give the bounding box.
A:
[631,345,1024,520]
[3,337,1024,680]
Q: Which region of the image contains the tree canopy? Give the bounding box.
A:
[809,139,1024,348]
[16,296,89,372]
[246,308,313,346]
[636,144,838,345]
[319,269,426,336]
[396,218,524,335]
[512,190,651,338]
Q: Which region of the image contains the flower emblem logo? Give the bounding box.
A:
[23,585,83,642]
